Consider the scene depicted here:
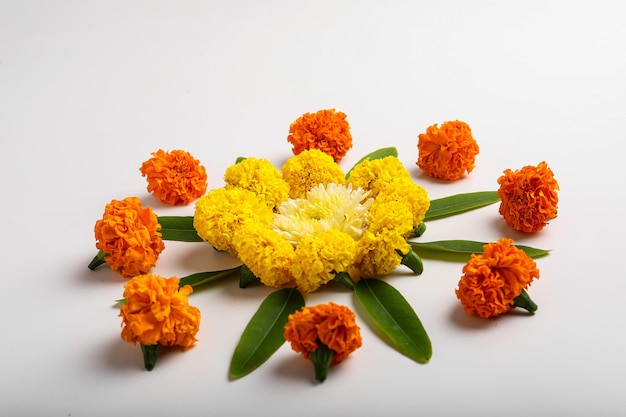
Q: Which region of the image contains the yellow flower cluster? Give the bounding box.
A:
[193,150,430,293]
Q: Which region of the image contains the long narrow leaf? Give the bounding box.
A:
[157,216,203,242]
[178,266,242,288]
[410,240,551,259]
[345,147,398,179]
[424,191,500,221]
[355,278,431,364]
[229,288,305,379]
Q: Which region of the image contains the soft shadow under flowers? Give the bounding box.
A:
[97,334,198,373]
[449,302,536,330]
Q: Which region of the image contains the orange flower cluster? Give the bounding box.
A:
[497,161,559,232]
[455,238,540,318]
[287,109,353,162]
[416,120,479,180]
[120,273,201,349]
[94,196,165,278]
[140,149,207,205]
[284,302,362,365]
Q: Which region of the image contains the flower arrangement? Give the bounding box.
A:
[88,110,558,382]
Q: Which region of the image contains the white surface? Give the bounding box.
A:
[1,1,625,416]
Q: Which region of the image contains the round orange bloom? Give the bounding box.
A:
[497,161,559,232]
[120,273,200,349]
[140,149,207,205]
[94,196,165,278]
[417,120,479,180]
[284,302,362,365]
[455,238,540,318]
[287,109,352,162]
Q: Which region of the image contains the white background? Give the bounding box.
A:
[1,1,625,416]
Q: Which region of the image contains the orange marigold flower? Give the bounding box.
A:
[94,196,165,278]
[284,302,362,364]
[120,273,201,349]
[140,149,207,205]
[416,120,479,180]
[497,161,559,232]
[455,238,540,318]
[287,109,352,162]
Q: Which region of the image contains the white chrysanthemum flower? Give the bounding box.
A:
[272,183,373,245]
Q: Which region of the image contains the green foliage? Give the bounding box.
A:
[424,191,500,221]
[157,216,202,242]
[355,278,431,364]
[229,288,305,379]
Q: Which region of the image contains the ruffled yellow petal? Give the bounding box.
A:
[281,149,346,199]
[224,157,290,211]
[232,223,297,288]
[291,229,357,293]
[194,188,274,254]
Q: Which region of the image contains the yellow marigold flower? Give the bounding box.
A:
[417,120,479,180]
[231,223,297,289]
[193,188,274,255]
[224,157,290,211]
[94,196,165,278]
[348,156,411,193]
[291,229,357,293]
[119,273,200,349]
[455,238,540,318]
[497,161,559,233]
[281,149,346,199]
[140,149,207,205]
[367,200,414,237]
[349,156,429,227]
[287,109,353,162]
[273,183,373,246]
[284,302,362,381]
[374,178,430,228]
[354,229,410,278]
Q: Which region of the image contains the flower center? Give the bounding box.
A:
[272,183,373,245]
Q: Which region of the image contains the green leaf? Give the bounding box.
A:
[409,240,551,260]
[157,216,203,242]
[345,147,398,179]
[355,278,431,364]
[178,266,242,288]
[229,288,305,379]
[424,191,500,221]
